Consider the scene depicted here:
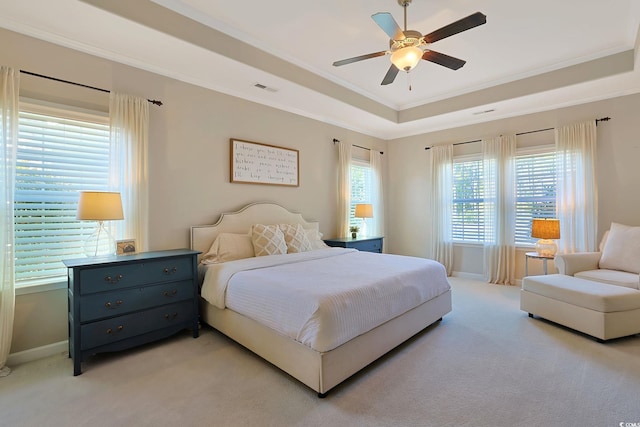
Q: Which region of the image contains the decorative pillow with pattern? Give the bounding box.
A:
[279,223,312,253]
[251,224,288,256]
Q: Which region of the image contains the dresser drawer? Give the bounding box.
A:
[80,300,195,350]
[79,256,194,295]
[79,280,195,322]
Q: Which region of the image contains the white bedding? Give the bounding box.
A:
[199,248,450,352]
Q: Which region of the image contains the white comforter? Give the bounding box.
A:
[199,248,450,352]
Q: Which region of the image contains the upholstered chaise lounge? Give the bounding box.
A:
[521,222,640,341]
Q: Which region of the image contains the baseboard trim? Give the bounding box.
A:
[451,271,485,281]
[7,341,68,367]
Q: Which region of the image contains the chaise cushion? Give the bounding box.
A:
[574,269,640,290]
[522,275,640,313]
[599,222,640,274]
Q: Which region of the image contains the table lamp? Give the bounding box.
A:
[77,191,124,256]
[531,218,560,257]
[355,203,373,237]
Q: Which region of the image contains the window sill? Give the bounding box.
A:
[15,280,66,296]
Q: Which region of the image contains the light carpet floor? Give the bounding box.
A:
[1,277,639,427]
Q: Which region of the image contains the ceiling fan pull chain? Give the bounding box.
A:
[408,71,412,91]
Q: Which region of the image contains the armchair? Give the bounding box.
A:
[554,223,640,290]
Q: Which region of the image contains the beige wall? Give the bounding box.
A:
[387,91,640,277]
[2,29,386,356]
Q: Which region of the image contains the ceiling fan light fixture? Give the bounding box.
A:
[390,46,423,71]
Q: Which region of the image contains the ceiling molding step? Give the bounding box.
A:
[399,49,636,124]
[79,0,399,123]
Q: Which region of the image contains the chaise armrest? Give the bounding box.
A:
[554,252,601,276]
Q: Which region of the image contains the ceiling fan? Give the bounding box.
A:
[333,0,486,86]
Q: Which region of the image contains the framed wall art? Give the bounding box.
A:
[230,138,299,187]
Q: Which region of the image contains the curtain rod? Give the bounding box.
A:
[333,138,383,155]
[424,116,611,150]
[20,70,163,106]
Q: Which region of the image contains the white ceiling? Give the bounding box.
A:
[1,0,639,139]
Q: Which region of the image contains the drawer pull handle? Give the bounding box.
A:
[164,313,179,321]
[163,290,178,297]
[163,266,178,275]
[104,274,123,284]
[105,300,123,309]
[106,325,124,334]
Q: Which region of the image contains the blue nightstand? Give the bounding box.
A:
[323,236,383,253]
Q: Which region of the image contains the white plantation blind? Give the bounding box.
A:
[452,158,484,242]
[515,150,556,245]
[350,161,372,229]
[451,148,556,245]
[15,102,110,286]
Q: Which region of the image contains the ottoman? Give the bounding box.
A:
[521,274,640,341]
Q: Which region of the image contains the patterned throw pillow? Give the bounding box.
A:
[251,224,287,256]
[279,224,312,253]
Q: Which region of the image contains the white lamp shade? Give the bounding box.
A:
[355,203,374,218]
[390,46,423,71]
[77,191,124,221]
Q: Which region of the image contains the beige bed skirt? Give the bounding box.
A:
[200,289,452,395]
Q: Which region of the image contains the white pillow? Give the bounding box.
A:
[251,224,287,257]
[201,232,254,264]
[279,224,312,253]
[599,222,640,274]
[305,228,328,250]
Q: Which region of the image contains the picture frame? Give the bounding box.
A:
[116,239,137,255]
[230,138,299,186]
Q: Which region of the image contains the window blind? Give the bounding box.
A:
[15,104,110,286]
[514,151,557,244]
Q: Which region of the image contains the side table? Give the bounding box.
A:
[525,251,554,276]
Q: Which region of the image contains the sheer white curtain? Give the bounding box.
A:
[482,135,516,284]
[370,150,385,240]
[109,93,149,251]
[428,145,453,274]
[555,120,598,253]
[0,66,19,376]
[337,140,352,238]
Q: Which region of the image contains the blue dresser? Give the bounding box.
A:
[323,236,383,253]
[63,249,200,375]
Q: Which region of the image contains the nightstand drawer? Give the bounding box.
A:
[79,257,193,295]
[353,239,382,253]
[80,300,195,350]
[324,237,383,253]
[79,280,195,322]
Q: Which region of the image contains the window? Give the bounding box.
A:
[451,147,556,245]
[15,101,110,286]
[515,149,556,245]
[452,157,484,242]
[350,161,372,229]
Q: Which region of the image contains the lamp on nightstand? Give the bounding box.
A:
[355,203,373,237]
[77,191,124,257]
[531,218,560,257]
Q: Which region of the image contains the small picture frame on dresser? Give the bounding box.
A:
[116,239,137,255]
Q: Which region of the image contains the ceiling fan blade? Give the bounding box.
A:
[372,12,405,41]
[333,51,387,67]
[423,12,486,44]
[422,50,466,70]
[381,64,400,85]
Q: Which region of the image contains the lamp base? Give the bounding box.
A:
[535,239,557,257]
[84,221,116,257]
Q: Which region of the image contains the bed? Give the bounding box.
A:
[190,202,451,397]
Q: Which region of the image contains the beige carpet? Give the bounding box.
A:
[1,277,639,427]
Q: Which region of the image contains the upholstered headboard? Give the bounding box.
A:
[190,202,320,261]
